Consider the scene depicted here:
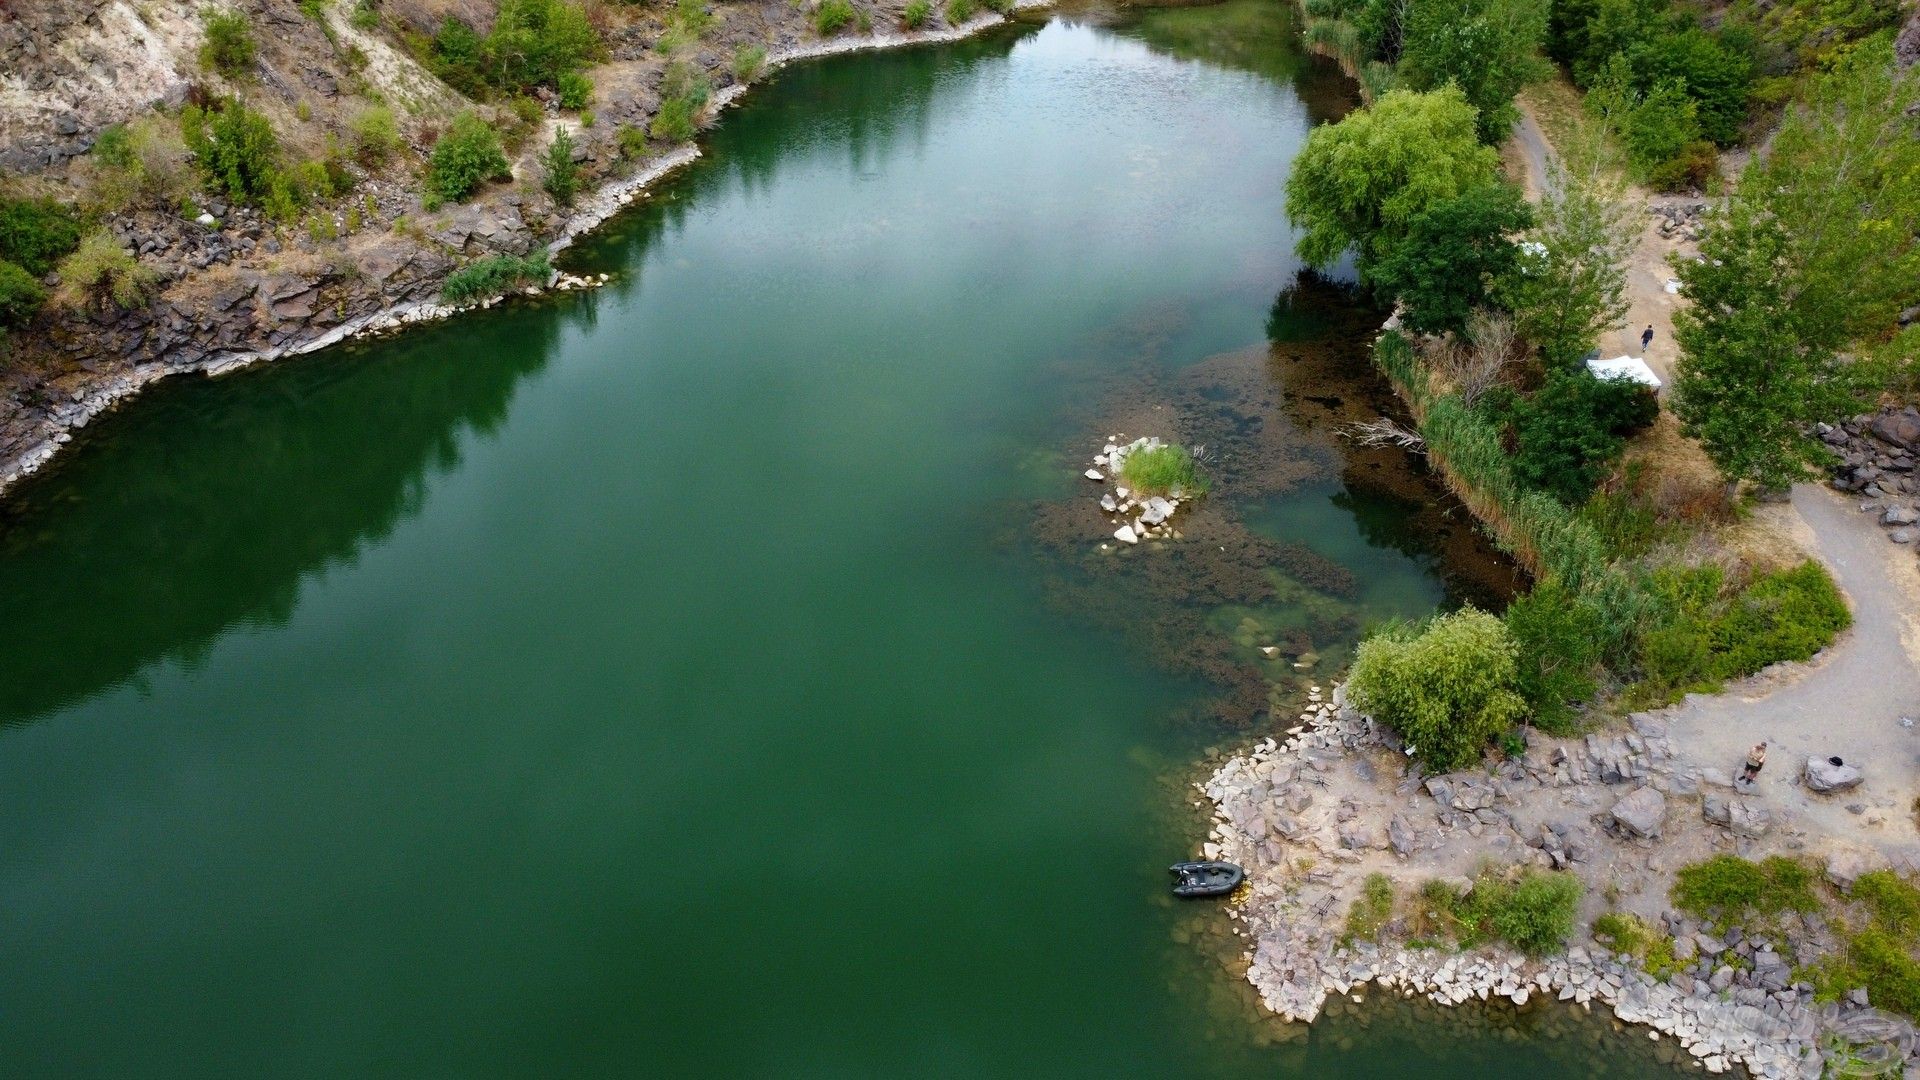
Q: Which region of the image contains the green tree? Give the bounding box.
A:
[425,111,511,207]
[1672,55,1920,491]
[1347,606,1527,771]
[1502,576,1601,733]
[1398,0,1549,142]
[1630,26,1753,146]
[1508,367,1659,503]
[1497,119,1634,366]
[1366,180,1532,335]
[541,127,580,207]
[1285,87,1501,271]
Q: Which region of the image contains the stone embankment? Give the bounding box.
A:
[1199,687,1920,1078]
[1823,403,1920,549]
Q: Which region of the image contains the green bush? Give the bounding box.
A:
[814,0,855,34]
[1502,576,1600,733]
[1118,444,1207,497]
[350,104,401,167]
[200,7,258,77]
[1710,560,1850,677]
[541,128,580,207]
[615,124,649,162]
[0,259,47,327]
[903,0,931,27]
[557,71,594,110]
[732,44,767,84]
[1672,855,1820,926]
[1348,607,1527,771]
[1506,367,1659,505]
[425,111,510,206]
[92,125,137,171]
[350,0,379,31]
[1592,911,1680,976]
[0,197,85,278]
[440,251,552,304]
[946,0,977,23]
[56,231,158,312]
[182,98,283,205]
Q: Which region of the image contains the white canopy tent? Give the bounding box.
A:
[1586,355,1662,390]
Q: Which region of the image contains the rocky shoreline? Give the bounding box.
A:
[0,4,1046,502]
[1199,687,1920,1078]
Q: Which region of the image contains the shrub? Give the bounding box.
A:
[557,71,593,110]
[56,231,158,312]
[440,251,552,303]
[429,0,601,98]
[350,104,402,167]
[350,0,379,31]
[425,111,510,206]
[814,0,855,35]
[181,98,283,205]
[1502,576,1600,733]
[1645,140,1719,193]
[1709,560,1849,678]
[1592,911,1679,976]
[615,124,649,162]
[1440,866,1582,954]
[1506,368,1659,505]
[0,197,85,277]
[980,0,1012,12]
[93,125,137,171]
[1854,872,1920,936]
[1672,855,1819,926]
[650,63,710,143]
[903,0,931,27]
[200,7,258,77]
[87,117,193,211]
[541,128,580,207]
[946,0,976,23]
[1348,607,1527,771]
[1343,873,1397,944]
[732,44,767,84]
[0,259,47,327]
[1118,444,1207,497]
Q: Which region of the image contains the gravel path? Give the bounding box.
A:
[1656,485,1920,862]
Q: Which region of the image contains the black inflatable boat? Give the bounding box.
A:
[1169,861,1244,898]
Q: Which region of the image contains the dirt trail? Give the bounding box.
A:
[1510,100,1687,386]
[1655,485,1920,863]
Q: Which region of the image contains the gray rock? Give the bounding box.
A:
[1883,505,1919,526]
[1871,411,1920,448]
[1826,848,1883,890]
[1388,815,1415,856]
[1805,756,1864,793]
[1892,528,1915,544]
[1610,786,1666,838]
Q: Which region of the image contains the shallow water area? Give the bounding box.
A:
[0,4,1674,1077]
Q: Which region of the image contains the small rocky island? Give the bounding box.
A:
[1086,435,1207,547]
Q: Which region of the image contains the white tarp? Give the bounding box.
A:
[1587,355,1662,390]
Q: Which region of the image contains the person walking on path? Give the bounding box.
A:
[1640,324,1655,354]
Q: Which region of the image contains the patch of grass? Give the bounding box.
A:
[1854,871,1920,936]
[348,104,401,168]
[1426,866,1581,955]
[440,251,552,304]
[650,63,710,143]
[903,0,931,28]
[1342,872,1397,945]
[615,124,648,163]
[813,0,855,35]
[1593,912,1681,978]
[732,44,767,84]
[1671,855,1820,930]
[557,70,593,110]
[1118,443,1207,497]
[945,0,976,24]
[0,259,47,329]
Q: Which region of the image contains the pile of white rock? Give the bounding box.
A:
[1085,435,1194,546]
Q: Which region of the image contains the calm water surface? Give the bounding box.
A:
[0,5,1688,1076]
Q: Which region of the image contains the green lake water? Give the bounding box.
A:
[0,5,1692,1076]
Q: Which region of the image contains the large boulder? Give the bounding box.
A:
[1610,786,1667,839]
[1805,756,1864,793]
[1872,409,1920,448]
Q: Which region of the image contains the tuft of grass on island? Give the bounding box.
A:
[1085,435,1208,547]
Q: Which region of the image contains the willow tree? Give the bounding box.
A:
[1284,86,1502,273]
[1672,54,1920,491]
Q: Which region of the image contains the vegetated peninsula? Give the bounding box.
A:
[1199,0,1920,1075]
